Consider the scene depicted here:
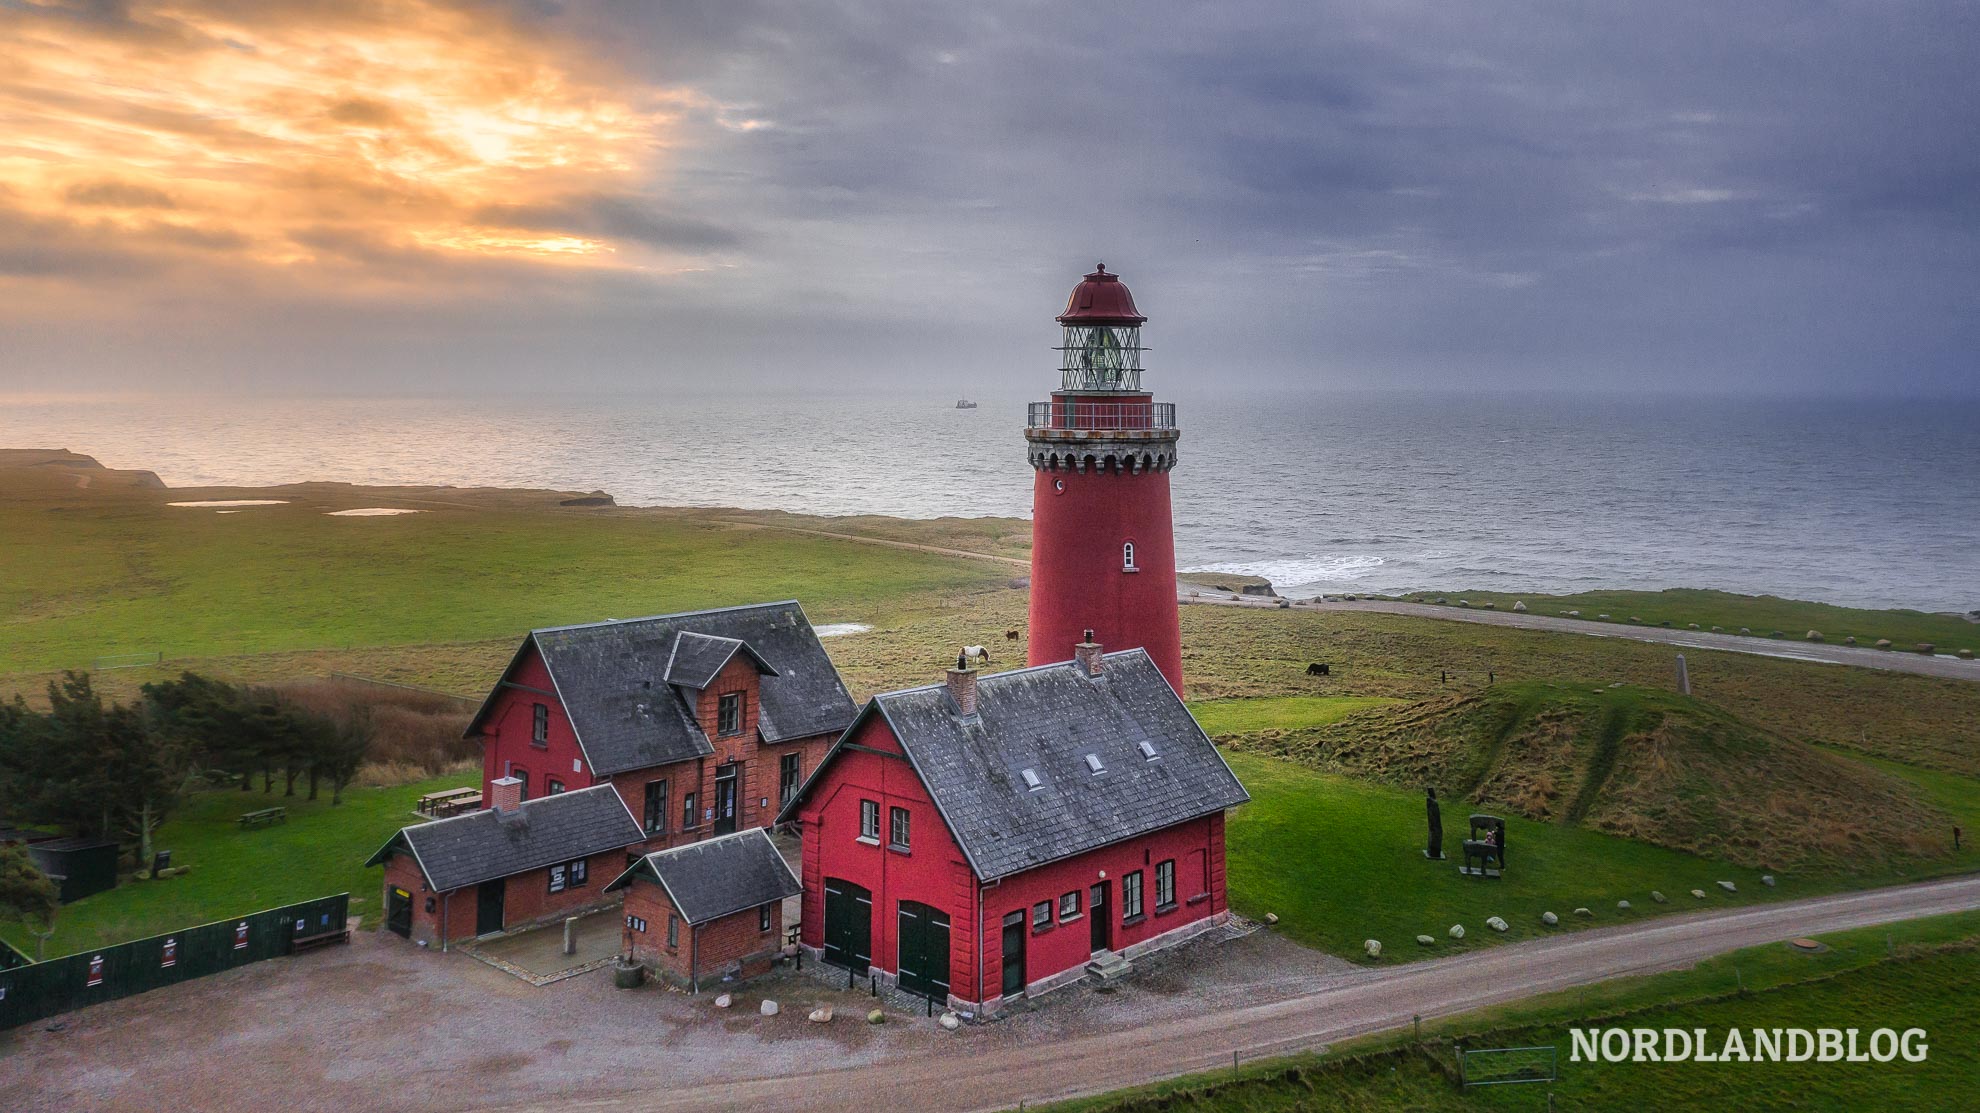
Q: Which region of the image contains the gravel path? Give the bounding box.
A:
[5,876,1974,1113]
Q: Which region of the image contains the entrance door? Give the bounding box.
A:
[1089,882,1109,954]
[387,887,413,939]
[823,878,872,973]
[1001,910,1027,997]
[713,764,739,836]
[897,901,951,1002]
[476,880,505,937]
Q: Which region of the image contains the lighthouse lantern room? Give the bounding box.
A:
[1025,264,1185,691]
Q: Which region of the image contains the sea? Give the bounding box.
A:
[4,390,1976,613]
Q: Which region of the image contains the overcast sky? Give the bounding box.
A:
[2,0,1975,398]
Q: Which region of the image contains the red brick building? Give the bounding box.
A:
[367,780,643,947]
[780,638,1249,1014]
[606,828,800,990]
[465,601,857,850]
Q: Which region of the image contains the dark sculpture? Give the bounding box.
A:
[1307,662,1331,676]
[1424,787,1445,859]
[1460,814,1507,878]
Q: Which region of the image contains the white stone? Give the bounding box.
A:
[1448,924,1466,939]
[1617,900,1632,911]
[1541,911,1559,925]
[760,1000,779,1016]
[1416,934,1436,946]
[1363,939,1383,958]
[808,1006,833,1024]
[1651,891,1667,903]
[1263,912,1279,925]
[1485,916,1508,932]
[1512,600,1527,612]
[714,994,733,1009]
[1762,875,1776,887]
[867,1009,885,1024]
[1574,907,1594,918]
[1718,881,1737,892]
[938,1012,961,1030]
[1692,889,1708,899]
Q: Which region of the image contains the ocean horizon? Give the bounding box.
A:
[5,388,1976,613]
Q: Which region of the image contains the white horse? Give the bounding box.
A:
[961,645,993,666]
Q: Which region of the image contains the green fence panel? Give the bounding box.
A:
[0,937,29,971]
[0,893,347,1030]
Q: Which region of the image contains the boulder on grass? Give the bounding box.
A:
[1566,610,1581,617]
[1875,639,1893,649]
[1844,636,1857,645]
[1512,601,1527,613]
[1917,643,1936,655]
[1364,939,1383,958]
[1762,875,1776,887]
[1617,900,1632,911]
[760,1000,780,1016]
[809,1006,834,1024]
[938,1012,961,1031]
[1541,911,1559,925]
[1416,934,1436,946]
[1574,907,1594,918]
[1692,889,1708,899]
[1718,880,1737,893]
[868,1009,885,1024]
[1806,630,1824,642]
[1448,924,1466,939]
[1486,916,1508,932]
[1960,649,1975,660]
[1651,891,1667,904]
[1263,912,1279,926]
[714,993,733,1009]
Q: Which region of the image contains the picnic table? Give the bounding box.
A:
[436,794,482,816]
[417,787,480,817]
[239,807,287,829]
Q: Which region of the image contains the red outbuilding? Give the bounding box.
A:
[780,637,1249,1014]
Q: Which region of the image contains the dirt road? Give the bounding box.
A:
[518,874,1980,1113]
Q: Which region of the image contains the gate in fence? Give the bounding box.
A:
[0,893,348,1030]
[1457,1044,1558,1087]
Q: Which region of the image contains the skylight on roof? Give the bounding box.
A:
[1138,740,1160,760]
[1021,768,1043,790]
[1084,753,1106,775]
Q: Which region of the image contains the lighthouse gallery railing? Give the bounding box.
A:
[1026,401,1177,432]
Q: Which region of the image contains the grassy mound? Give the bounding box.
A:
[1228,682,1947,874]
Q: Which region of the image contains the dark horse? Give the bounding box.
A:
[1460,814,1507,877]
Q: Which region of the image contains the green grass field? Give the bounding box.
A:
[1051,911,1980,1112]
[1222,751,1808,961]
[1405,587,1978,655]
[0,774,467,957]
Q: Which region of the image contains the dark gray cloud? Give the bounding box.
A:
[3,0,1975,396]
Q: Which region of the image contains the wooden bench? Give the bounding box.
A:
[239,807,287,829]
[417,787,480,817]
[435,794,482,817]
[290,927,350,953]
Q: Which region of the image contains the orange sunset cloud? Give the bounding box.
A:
[0,0,712,291]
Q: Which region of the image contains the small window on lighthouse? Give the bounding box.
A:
[1122,541,1138,573]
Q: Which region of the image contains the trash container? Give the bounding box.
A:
[152,850,172,874]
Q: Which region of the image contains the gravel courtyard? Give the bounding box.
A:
[0,920,1344,1113]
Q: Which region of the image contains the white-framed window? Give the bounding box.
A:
[1031,901,1052,931]
[1155,859,1176,910]
[1122,871,1144,920]
[531,703,549,746]
[889,806,911,851]
[759,904,773,932]
[859,799,880,841]
[1122,541,1138,572]
[717,691,744,736]
[1058,891,1081,920]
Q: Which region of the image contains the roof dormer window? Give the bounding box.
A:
[1020,768,1043,791]
[1138,740,1159,761]
[1084,753,1106,775]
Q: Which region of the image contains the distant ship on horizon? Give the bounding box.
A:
[955,398,978,409]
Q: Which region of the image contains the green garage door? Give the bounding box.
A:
[897,901,950,1002]
[824,878,872,974]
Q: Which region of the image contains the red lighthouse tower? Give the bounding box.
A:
[1026,264,1184,690]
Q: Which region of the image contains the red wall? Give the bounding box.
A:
[1029,463,1184,690]
[479,647,593,801]
[624,876,784,988]
[380,846,628,947]
[796,715,1229,1008]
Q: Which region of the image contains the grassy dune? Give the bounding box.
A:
[1408,586,1979,654]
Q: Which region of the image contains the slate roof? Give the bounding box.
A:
[604,828,800,924]
[785,649,1249,882]
[365,785,643,892]
[664,632,776,691]
[465,601,857,777]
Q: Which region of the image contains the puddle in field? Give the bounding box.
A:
[815,623,873,638]
[327,508,423,516]
[167,499,288,508]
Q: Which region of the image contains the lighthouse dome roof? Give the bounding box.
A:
[1056,264,1146,326]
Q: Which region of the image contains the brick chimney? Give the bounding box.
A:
[1074,630,1104,677]
[945,651,978,717]
[489,775,523,814]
